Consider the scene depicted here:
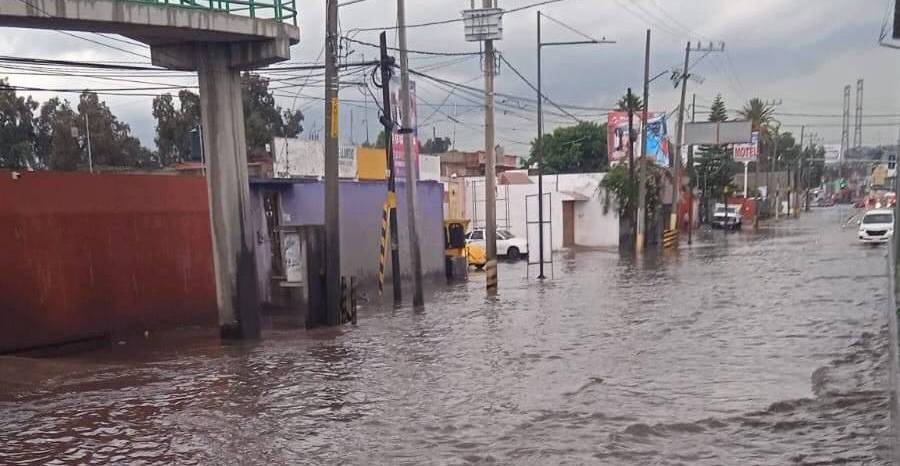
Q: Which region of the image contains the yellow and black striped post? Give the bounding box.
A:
[662,229,679,249]
[377,193,397,295]
[485,259,498,293]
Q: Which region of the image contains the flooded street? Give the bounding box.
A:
[1,207,896,465]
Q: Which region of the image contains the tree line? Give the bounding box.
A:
[0,73,303,171]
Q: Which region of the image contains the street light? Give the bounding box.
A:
[535,11,614,279]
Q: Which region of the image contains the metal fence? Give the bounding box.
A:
[119,0,298,25]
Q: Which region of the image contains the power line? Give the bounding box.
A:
[348,0,566,33]
[498,53,583,122]
[342,36,481,57]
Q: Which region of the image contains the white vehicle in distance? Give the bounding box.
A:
[858,209,894,244]
[465,228,528,260]
[711,203,742,230]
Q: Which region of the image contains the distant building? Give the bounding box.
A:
[439,149,522,178]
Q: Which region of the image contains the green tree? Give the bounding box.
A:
[35,98,81,171]
[374,129,388,149]
[528,121,608,174]
[616,92,643,113]
[695,94,735,206]
[153,90,201,166]
[78,91,150,168]
[423,136,451,154]
[242,72,304,153]
[0,79,38,169]
[737,97,778,169]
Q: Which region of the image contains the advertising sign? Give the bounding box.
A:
[684,120,752,145]
[390,77,420,181]
[607,111,670,166]
[733,131,759,163]
[824,144,842,165]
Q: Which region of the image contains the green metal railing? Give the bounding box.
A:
[121,0,298,26]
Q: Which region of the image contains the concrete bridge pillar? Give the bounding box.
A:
[195,44,261,339]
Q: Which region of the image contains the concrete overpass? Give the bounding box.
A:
[0,0,301,339]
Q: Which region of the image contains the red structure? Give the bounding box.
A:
[0,171,217,353]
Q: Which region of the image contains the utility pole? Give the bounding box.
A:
[797,125,805,218]
[687,93,695,244]
[378,32,402,305]
[536,11,545,279]
[84,113,93,173]
[774,126,781,220]
[483,0,499,292]
[854,79,864,151]
[535,10,612,275]
[636,29,650,254]
[324,0,342,325]
[397,0,425,307]
[673,41,724,233]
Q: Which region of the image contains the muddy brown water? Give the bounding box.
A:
[1,208,895,465]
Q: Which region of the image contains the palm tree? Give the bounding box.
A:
[738,98,779,170]
[616,93,643,113]
[737,98,778,142]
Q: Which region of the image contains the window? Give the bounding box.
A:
[498,230,512,239]
[863,213,893,224]
[470,230,484,240]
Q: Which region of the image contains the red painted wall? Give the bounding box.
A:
[0,171,216,352]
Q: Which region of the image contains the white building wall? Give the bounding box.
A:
[460,172,619,249]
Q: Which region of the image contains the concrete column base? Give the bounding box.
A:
[196,43,262,339]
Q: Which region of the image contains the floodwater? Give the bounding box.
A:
[1,208,896,465]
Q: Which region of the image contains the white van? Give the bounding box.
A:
[858,209,894,244]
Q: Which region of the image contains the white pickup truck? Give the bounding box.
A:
[711,203,742,230]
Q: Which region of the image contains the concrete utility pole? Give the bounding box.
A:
[687,93,696,244]
[324,0,342,325]
[378,32,402,304]
[673,41,724,233]
[627,87,637,242]
[854,78,864,151]
[636,29,650,254]
[483,0,499,292]
[396,0,425,307]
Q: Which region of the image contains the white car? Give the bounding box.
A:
[711,204,742,230]
[858,209,894,244]
[466,228,528,260]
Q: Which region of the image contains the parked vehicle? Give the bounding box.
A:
[466,228,528,260]
[858,209,894,244]
[711,204,742,230]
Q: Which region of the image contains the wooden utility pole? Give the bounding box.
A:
[324,0,341,325]
[396,0,425,307]
[636,29,650,254]
[378,32,402,305]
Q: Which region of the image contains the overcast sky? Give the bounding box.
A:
[2,0,899,154]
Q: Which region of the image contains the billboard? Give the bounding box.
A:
[683,120,752,145]
[390,77,420,181]
[733,131,759,163]
[607,111,670,166]
[824,144,842,165]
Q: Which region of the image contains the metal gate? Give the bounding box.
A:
[525,192,553,278]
